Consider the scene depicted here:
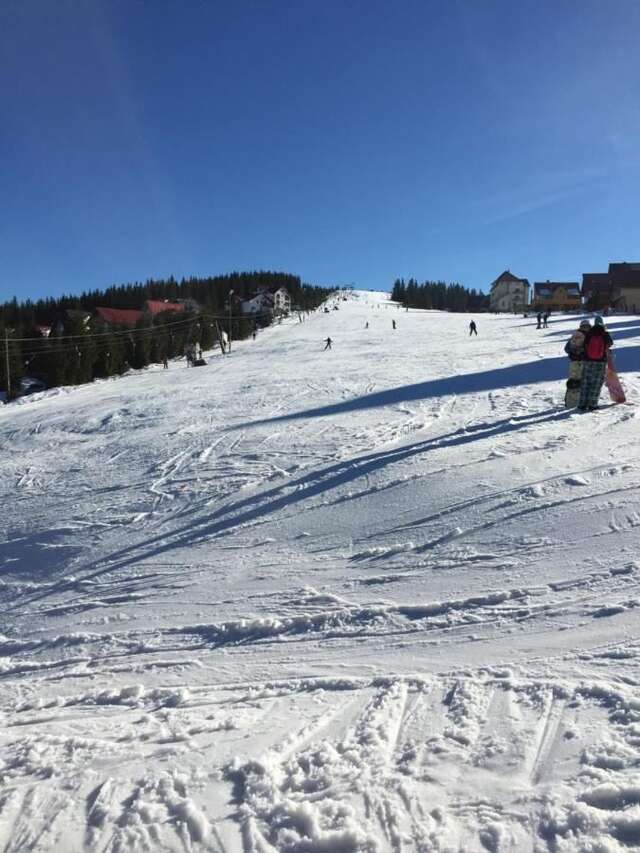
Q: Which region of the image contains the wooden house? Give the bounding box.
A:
[533,282,581,312]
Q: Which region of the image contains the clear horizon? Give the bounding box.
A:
[2,0,639,304]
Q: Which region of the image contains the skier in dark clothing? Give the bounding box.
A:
[323,337,332,351]
[392,319,396,330]
[469,321,477,336]
[537,312,542,329]
[577,317,613,411]
[543,311,550,328]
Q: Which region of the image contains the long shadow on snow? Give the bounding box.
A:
[498,317,640,332]
[545,318,640,339]
[0,530,82,582]
[231,348,639,429]
[12,407,573,608]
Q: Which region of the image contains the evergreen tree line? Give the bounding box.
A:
[391,278,489,312]
[1,271,333,399]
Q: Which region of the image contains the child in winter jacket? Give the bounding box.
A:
[564,320,591,361]
[563,320,590,407]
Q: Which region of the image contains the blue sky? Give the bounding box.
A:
[2,0,639,302]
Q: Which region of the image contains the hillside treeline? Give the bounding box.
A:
[392,279,489,312]
[0,271,332,399]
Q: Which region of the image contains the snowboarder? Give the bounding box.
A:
[563,320,590,407]
[469,321,478,336]
[323,337,332,351]
[536,312,543,329]
[577,317,613,412]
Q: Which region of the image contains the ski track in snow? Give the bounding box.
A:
[1,292,640,851]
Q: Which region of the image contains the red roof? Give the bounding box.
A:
[145,300,185,316]
[582,273,611,296]
[95,307,144,327]
[609,263,640,286]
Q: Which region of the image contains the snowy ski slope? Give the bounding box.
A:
[1,291,640,852]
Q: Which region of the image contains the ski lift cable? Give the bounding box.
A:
[7,308,276,343]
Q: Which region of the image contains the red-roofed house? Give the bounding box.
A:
[95,307,144,328]
[581,263,640,312]
[144,300,186,317]
[609,262,640,313]
[582,273,616,311]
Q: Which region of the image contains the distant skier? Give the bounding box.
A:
[162,356,169,369]
[392,319,396,330]
[536,312,543,329]
[543,311,550,328]
[469,321,478,336]
[323,337,332,351]
[577,317,613,412]
[365,322,369,329]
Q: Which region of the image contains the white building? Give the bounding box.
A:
[270,287,291,314]
[489,270,530,312]
[240,294,266,315]
[241,287,291,317]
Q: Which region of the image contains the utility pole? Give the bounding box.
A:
[228,290,234,352]
[4,332,10,400]
[214,320,223,354]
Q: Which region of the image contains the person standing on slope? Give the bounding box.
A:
[469,320,478,336]
[323,337,332,351]
[392,319,396,330]
[563,319,590,407]
[577,317,613,412]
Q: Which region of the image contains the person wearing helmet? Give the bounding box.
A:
[563,319,591,407]
[577,316,613,411]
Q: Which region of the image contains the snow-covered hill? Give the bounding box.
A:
[2,291,640,852]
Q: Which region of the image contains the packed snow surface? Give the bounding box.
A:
[2,292,640,852]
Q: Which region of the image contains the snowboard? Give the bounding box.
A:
[605,353,626,404]
[564,361,583,408]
